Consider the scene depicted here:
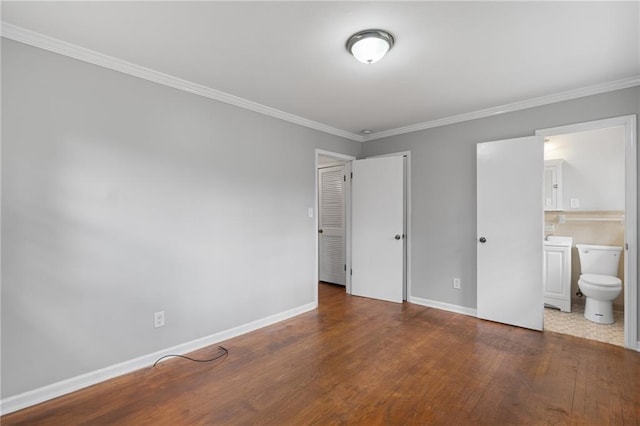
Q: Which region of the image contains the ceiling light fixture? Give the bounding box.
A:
[346,29,394,64]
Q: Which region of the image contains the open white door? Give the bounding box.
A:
[318,164,346,285]
[352,156,404,303]
[477,136,544,330]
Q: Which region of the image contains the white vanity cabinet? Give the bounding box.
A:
[543,236,572,312]
[544,159,564,211]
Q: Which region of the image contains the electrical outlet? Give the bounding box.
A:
[570,198,579,208]
[453,277,461,289]
[154,311,165,328]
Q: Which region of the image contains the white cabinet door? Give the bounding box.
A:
[351,156,404,303]
[477,136,544,330]
[544,248,566,297]
[318,165,346,285]
[543,245,571,312]
[544,167,557,210]
[544,159,564,211]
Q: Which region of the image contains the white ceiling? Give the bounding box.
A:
[2,1,639,141]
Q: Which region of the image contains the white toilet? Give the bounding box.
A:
[576,244,623,324]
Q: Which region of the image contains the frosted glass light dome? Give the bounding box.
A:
[346,30,394,65]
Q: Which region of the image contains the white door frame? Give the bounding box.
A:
[369,151,412,301]
[318,163,347,285]
[536,115,638,350]
[314,150,411,302]
[315,150,356,301]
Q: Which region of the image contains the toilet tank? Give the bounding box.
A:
[576,244,622,276]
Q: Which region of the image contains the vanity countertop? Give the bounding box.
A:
[543,236,573,247]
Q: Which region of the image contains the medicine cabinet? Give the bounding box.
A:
[544,159,564,211]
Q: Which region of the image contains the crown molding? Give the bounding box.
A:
[3,22,637,144]
[0,22,363,142]
[363,76,640,142]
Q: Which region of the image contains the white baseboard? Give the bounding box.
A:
[0,301,317,415]
[409,296,478,317]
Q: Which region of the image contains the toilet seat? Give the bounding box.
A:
[579,273,621,287]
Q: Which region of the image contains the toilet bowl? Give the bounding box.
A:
[576,244,622,324]
[578,273,622,324]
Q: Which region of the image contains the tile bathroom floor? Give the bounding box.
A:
[544,301,624,347]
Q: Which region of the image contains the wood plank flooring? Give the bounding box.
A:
[3,283,640,425]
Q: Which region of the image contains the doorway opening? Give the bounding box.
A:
[317,152,351,291]
[315,150,355,302]
[537,115,637,349]
[314,149,411,305]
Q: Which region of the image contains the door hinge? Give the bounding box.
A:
[350,172,353,179]
[626,243,629,250]
[344,264,347,271]
[350,268,353,276]
[344,175,346,182]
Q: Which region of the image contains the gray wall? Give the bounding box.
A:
[3,36,639,400]
[362,87,639,320]
[1,39,362,398]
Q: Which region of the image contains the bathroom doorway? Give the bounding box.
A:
[536,115,637,349]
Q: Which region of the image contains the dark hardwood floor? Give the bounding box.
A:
[3,283,639,425]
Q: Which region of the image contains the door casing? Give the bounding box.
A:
[314,150,411,302]
[536,115,638,350]
[318,164,347,285]
[315,150,355,301]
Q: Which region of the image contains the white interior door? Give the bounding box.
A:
[477,136,544,330]
[318,165,346,285]
[351,156,404,303]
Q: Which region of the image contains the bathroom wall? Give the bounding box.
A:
[545,126,624,211]
[545,211,625,308]
[544,125,626,309]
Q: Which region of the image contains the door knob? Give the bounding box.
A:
[318,229,323,234]
[479,237,487,243]
[395,234,401,240]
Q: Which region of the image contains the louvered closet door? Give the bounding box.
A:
[319,165,346,285]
